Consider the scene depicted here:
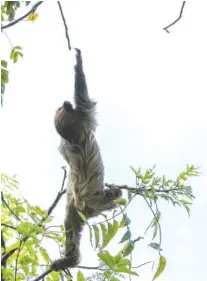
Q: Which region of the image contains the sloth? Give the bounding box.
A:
[51,48,122,270]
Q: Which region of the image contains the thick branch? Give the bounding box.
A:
[1,1,43,31]
[163,1,186,33]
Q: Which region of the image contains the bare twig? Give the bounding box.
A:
[57,2,72,50]
[131,261,154,269]
[142,196,162,255]
[1,192,21,221]
[163,1,186,33]
[1,1,43,30]
[60,166,67,191]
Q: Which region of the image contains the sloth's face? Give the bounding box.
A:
[54,101,76,140]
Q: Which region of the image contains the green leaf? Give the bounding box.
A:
[102,221,119,248]
[120,214,131,228]
[1,60,7,68]
[17,222,33,236]
[32,205,45,217]
[10,48,15,59]
[77,211,88,223]
[152,224,158,240]
[149,242,162,251]
[114,266,138,276]
[39,247,50,263]
[50,271,60,281]
[88,224,93,247]
[93,225,100,249]
[26,245,37,259]
[117,258,131,267]
[13,52,18,63]
[119,230,131,243]
[98,251,115,269]
[111,277,120,281]
[183,204,191,217]
[14,46,22,50]
[100,223,107,248]
[77,270,85,281]
[152,255,166,280]
[104,271,112,279]
[114,198,127,206]
[116,240,135,258]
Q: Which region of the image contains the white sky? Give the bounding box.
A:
[0,1,207,280]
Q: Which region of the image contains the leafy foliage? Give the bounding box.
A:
[1,165,199,281]
[1,1,37,106]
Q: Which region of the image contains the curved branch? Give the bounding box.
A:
[163,1,186,33]
[1,1,43,31]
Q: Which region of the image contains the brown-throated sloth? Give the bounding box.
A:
[51,48,122,270]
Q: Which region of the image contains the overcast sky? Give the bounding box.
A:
[0,1,207,281]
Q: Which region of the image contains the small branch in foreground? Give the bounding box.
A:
[57,2,72,50]
[42,166,67,221]
[163,1,186,33]
[31,269,52,281]
[1,192,21,221]
[1,1,43,31]
[1,167,67,265]
[1,223,17,231]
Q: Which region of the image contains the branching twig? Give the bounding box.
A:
[42,167,67,221]
[1,168,67,266]
[131,261,154,269]
[1,1,43,31]
[1,192,21,221]
[142,196,162,255]
[105,183,181,194]
[163,1,186,33]
[57,2,71,50]
[1,223,17,231]
[92,193,137,227]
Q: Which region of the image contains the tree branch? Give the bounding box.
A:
[1,223,17,231]
[31,269,52,281]
[163,1,186,33]
[1,167,67,265]
[1,1,43,31]
[1,192,21,221]
[57,2,71,51]
[42,166,67,220]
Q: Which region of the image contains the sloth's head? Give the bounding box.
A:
[54,101,76,140]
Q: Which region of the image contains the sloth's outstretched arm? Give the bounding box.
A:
[74,48,96,130]
[51,200,84,271]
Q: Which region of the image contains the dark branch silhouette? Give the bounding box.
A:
[57,2,72,50]
[1,1,43,31]
[163,1,186,33]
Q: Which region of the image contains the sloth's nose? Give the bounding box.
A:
[63,101,72,111]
